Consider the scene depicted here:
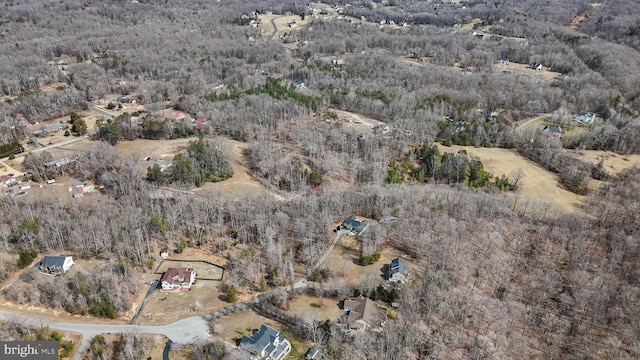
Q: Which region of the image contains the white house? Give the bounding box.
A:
[161,267,196,291]
[239,324,292,360]
[38,255,74,276]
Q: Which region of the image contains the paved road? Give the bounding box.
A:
[516,113,550,131]
[269,16,282,40]
[0,310,212,360]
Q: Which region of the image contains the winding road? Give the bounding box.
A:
[0,310,212,360]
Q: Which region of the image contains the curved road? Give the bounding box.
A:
[0,310,212,360]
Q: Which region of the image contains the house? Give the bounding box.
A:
[530,62,543,70]
[387,257,409,283]
[498,56,509,65]
[38,255,74,275]
[339,296,387,331]
[161,267,196,291]
[341,215,368,235]
[239,324,292,360]
[540,124,564,139]
[160,246,169,259]
[373,124,390,135]
[305,346,319,359]
[295,80,305,89]
[193,118,206,125]
[73,185,85,198]
[287,20,297,28]
[170,112,186,121]
[0,175,17,187]
[573,112,595,124]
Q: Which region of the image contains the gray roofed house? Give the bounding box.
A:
[573,112,595,124]
[239,324,291,360]
[38,255,74,275]
[341,215,368,235]
[387,257,409,283]
[373,124,390,135]
[540,124,564,139]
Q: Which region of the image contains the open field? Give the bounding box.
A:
[580,150,640,176]
[493,62,561,82]
[154,259,224,281]
[435,144,585,211]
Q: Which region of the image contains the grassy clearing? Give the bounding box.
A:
[319,234,410,287]
[580,150,640,176]
[215,308,280,345]
[286,294,343,323]
[436,144,585,212]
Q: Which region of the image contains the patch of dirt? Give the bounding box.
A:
[435,144,585,212]
[569,3,602,30]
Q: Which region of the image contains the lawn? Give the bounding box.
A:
[154,259,224,281]
[318,234,411,288]
[286,294,344,323]
[137,280,226,325]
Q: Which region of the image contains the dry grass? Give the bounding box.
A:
[286,294,344,323]
[319,234,411,287]
[137,280,226,325]
[215,308,280,345]
[493,62,561,82]
[435,144,586,212]
[579,150,640,176]
[195,140,277,200]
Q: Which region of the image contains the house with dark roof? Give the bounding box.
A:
[305,346,319,359]
[387,257,409,283]
[498,56,509,65]
[339,296,387,331]
[373,124,390,135]
[540,124,564,139]
[161,267,196,291]
[341,215,368,236]
[239,324,291,360]
[38,255,74,275]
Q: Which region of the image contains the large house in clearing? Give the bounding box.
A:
[38,255,74,276]
[239,324,291,360]
[341,215,368,235]
[387,257,409,283]
[339,296,387,331]
[161,267,196,291]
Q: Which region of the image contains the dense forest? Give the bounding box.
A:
[1,0,639,359]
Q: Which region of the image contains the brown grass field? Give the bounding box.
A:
[493,62,561,82]
[580,150,640,176]
[436,144,586,212]
[215,308,281,345]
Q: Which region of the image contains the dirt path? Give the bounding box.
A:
[569,3,601,29]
